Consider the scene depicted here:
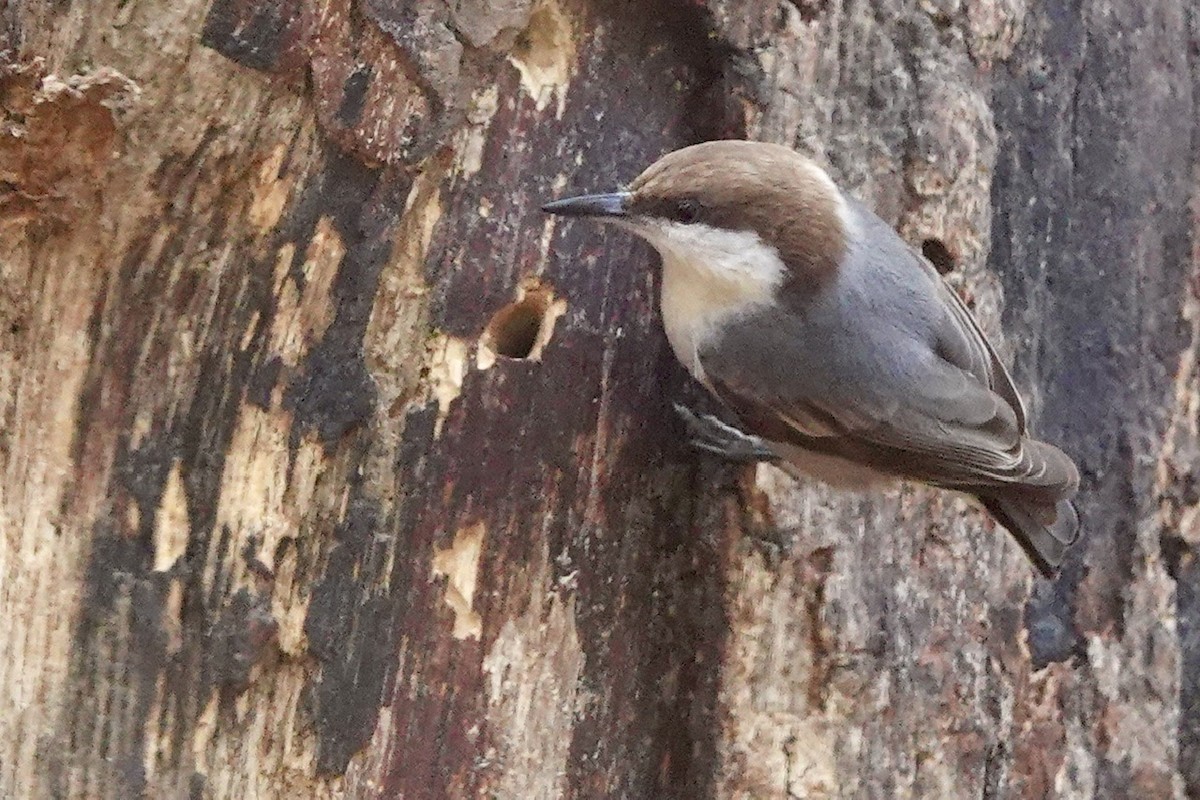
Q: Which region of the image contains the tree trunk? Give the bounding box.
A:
[1,0,1196,797]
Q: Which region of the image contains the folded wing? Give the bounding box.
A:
[699,256,1079,574]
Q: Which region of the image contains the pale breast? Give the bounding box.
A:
[647,222,787,383]
[659,257,730,381]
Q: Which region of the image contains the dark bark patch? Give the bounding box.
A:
[304,484,398,774]
[59,522,166,799]
[209,588,280,698]
[336,66,371,126]
[284,339,376,445]
[201,0,301,74]
[280,148,408,447]
[1179,553,1200,796]
[247,354,283,410]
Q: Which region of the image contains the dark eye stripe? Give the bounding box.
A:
[629,196,705,224]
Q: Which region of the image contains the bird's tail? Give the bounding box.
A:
[977,493,1080,578]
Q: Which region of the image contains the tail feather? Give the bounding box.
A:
[978,493,1080,578]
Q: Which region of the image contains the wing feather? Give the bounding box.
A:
[708,368,1071,502]
[932,272,1028,433]
[699,197,1074,504]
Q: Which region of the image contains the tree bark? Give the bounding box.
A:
[0,1,1196,798]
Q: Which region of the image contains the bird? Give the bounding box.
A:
[541,139,1081,577]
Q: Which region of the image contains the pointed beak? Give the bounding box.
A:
[541,191,631,218]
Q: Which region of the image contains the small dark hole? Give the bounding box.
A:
[1160,532,1191,582]
[786,0,827,23]
[486,295,547,359]
[922,238,956,274]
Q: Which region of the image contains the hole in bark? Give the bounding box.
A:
[1160,532,1191,582]
[480,288,564,363]
[922,238,956,274]
[488,301,541,358]
[786,0,828,23]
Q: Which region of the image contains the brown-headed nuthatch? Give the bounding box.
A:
[543,140,1080,577]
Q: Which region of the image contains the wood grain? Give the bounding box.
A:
[0,0,1196,797]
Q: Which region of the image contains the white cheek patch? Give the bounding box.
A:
[642,222,786,294]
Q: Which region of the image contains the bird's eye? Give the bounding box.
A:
[675,198,702,224]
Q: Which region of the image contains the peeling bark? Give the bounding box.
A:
[0,1,1196,798]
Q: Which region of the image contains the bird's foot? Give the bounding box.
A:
[673,403,778,464]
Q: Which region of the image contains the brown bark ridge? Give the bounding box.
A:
[0,0,1195,798]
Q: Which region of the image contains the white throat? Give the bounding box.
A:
[633,222,786,382]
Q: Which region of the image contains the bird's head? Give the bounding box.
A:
[542,140,850,292]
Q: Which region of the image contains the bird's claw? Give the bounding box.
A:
[672,403,778,464]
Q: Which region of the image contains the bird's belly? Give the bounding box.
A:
[768,441,897,489]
